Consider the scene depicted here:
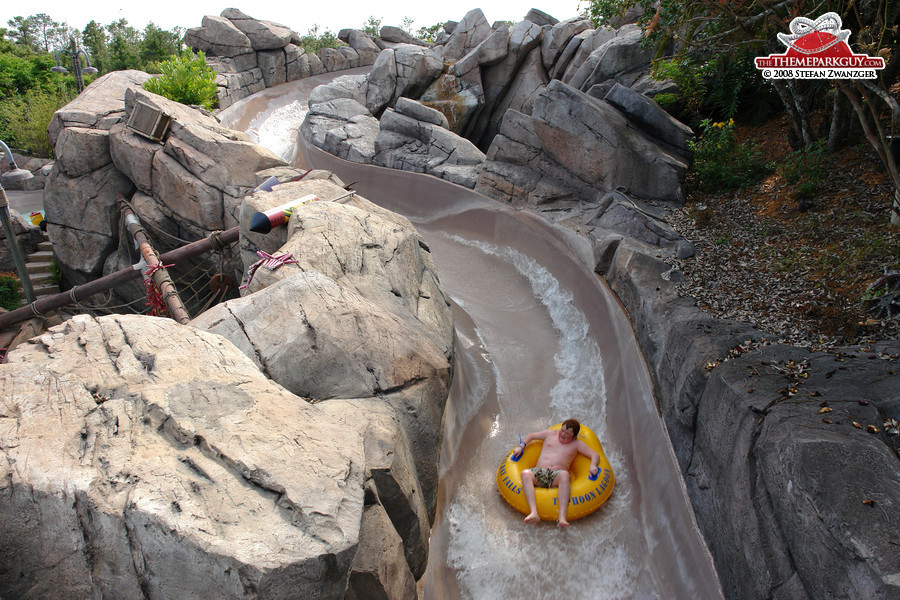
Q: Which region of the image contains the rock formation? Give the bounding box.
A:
[20,51,455,597]
[298,8,690,200]
[185,9,387,109]
[44,69,282,314]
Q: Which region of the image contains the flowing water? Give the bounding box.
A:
[219,75,725,600]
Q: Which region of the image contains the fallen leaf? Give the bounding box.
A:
[818,407,833,413]
[853,421,863,429]
[867,425,879,433]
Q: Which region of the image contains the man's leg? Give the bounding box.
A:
[554,471,571,527]
[521,470,540,524]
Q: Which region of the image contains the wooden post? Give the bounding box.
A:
[118,195,191,324]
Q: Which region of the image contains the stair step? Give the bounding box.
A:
[27,250,53,261]
[36,241,53,252]
[26,261,53,273]
[28,273,55,285]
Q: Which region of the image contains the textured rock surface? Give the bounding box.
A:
[589,197,900,600]
[45,71,281,314]
[185,10,382,109]
[475,80,689,205]
[0,314,366,599]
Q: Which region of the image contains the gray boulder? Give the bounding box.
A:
[467,18,543,146]
[578,25,656,91]
[0,313,366,599]
[603,83,694,161]
[380,25,428,47]
[475,80,688,206]
[560,26,617,83]
[374,108,485,188]
[541,17,592,71]
[221,8,292,50]
[392,45,444,104]
[600,233,900,600]
[184,15,253,57]
[440,9,494,62]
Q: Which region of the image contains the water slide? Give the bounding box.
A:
[218,73,725,600]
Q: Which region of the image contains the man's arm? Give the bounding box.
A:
[512,429,550,457]
[578,440,601,475]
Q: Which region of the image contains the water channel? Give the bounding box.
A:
[218,71,724,600]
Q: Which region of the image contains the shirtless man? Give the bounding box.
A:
[512,419,600,528]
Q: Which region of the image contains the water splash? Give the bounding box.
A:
[253,100,309,161]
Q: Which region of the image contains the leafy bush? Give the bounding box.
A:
[0,275,22,311]
[298,26,342,54]
[688,118,772,192]
[778,140,827,198]
[142,51,217,110]
[0,86,71,157]
[363,16,382,38]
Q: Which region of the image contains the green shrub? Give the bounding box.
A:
[298,26,343,54]
[778,139,827,198]
[363,16,382,38]
[142,51,218,110]
[0,86,71,157]
[0,275,22,311]
[688,118,772,192]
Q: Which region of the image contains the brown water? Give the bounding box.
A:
[219,76,725,600]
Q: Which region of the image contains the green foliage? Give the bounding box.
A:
[416,23,444,44]
[688,119,771,192]
[650,57,705,118]
[0,86,71,157]
[142,51,218,110]
[778,140,828,198]
[298,25,342,54]
[0,275,22,311]
[364,16,382,38]
[107,18,141,71]
[140,23,181,71]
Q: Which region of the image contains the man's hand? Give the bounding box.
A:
[589,465,599,476]
[512,442,526,457]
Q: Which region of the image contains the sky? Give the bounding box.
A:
[2,2,586,37]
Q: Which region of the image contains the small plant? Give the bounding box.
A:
[688,118,772,193]
[142,51,218,111]
[778,139,827,199]
[48,257,62,285]
[363,16,382,38]
[0,275,22,311]
[299,25,343,54]
[416,23,444,44]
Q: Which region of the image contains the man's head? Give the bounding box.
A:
[558,418,581,443]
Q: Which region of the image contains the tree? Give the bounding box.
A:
[81,20,109,74]
[106,18,140,71]
[363,16,382,38]
[587,0,900,222]
[6,16,37,50]
[29,13,67,52]
[140,23,181,69]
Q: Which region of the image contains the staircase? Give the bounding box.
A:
[23,237,59,300]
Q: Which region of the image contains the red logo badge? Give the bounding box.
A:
[756,13,885,79]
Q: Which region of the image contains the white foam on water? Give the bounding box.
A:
[253,100,309,161]
[444,239,653,598]
[454,238,607,431]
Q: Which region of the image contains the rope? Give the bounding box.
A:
[142,263,175,317]
[240,251,299,290]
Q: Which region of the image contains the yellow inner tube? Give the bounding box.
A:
[496,423,615,522]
